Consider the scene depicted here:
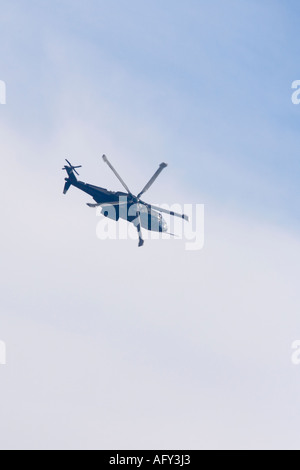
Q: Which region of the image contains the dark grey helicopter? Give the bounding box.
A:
[62,155,188,247]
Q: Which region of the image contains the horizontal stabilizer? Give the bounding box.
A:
[87,203,101,208]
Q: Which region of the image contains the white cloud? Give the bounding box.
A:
[1,120,300,449]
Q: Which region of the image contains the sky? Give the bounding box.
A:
[1,0,300,450]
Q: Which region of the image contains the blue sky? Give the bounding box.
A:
[1,0,300,226]
[1,0,300,450]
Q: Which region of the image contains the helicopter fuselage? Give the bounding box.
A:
[67,178,168,233]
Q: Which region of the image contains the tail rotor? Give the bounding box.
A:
[62,159,82,175]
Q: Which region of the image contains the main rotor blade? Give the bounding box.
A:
[102,155,132,194]
[142,202,189,222]
[137,163,168,199]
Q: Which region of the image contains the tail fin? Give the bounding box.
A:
[63,170,77,194]
[63,179,72,194]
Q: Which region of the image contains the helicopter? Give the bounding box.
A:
[62,155,189,247]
